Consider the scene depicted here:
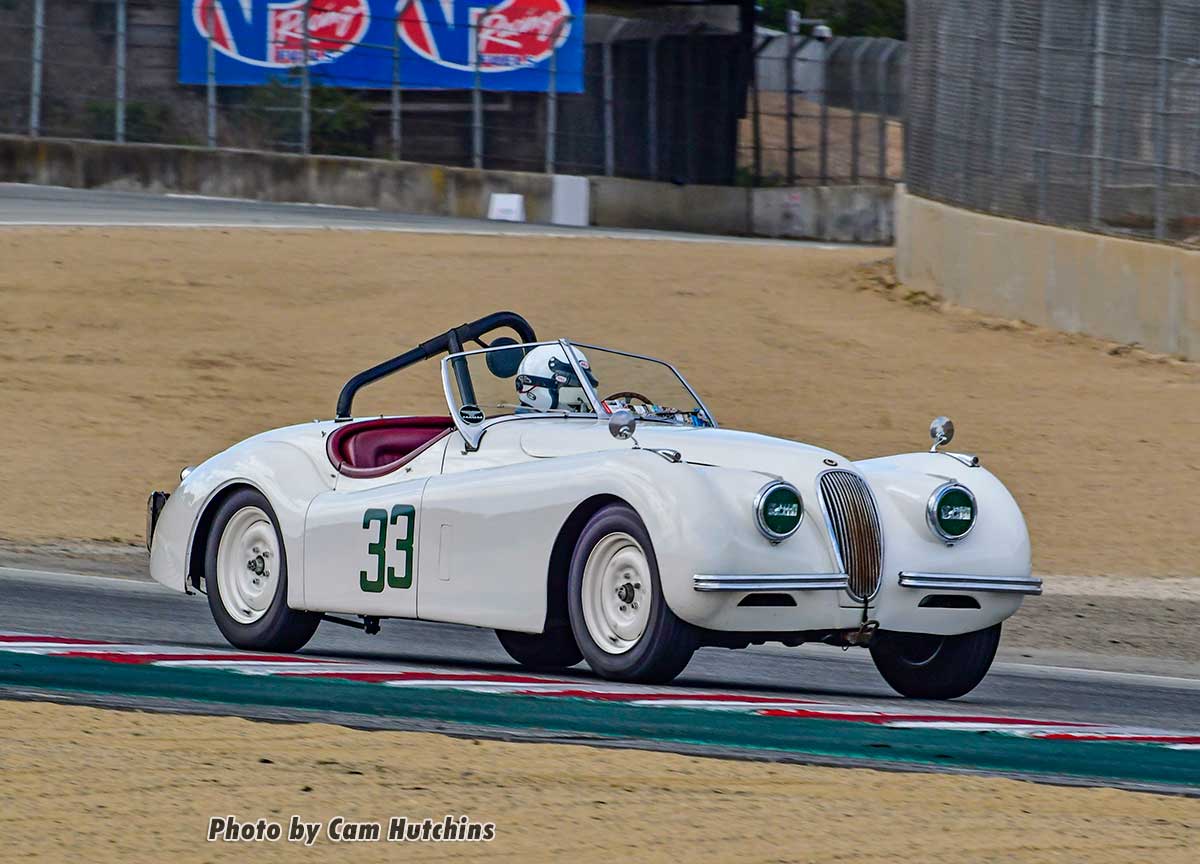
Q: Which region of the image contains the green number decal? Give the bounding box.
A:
[359,505,416,593]
[388,504,416,590]
[360,508,389,593]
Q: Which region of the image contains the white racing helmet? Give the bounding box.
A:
[515,345,597,412]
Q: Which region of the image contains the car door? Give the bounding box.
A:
[301,438,448,618]
[416,420,579,632]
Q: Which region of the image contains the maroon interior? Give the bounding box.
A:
[327,416,455,479]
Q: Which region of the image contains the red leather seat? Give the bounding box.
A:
[327,416,454,479]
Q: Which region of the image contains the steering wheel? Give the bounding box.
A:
[604,391,654,407]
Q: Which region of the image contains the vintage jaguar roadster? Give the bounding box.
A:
[147,311,1040,697]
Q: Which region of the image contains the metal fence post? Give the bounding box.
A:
[646,36,660,180]
[819,39,839,185]
[1033,5,1052,221]
[1153,2,1172,240]
[472,11,487,170]
[784,12,797,185]
[301,0,312,155]
[115,0,127,143]
[850,40,871,185]
[901,45,910,186]
[751,35,776,185]
[544,16,568,175]
[602,23,627,178]
[877,41,900,183]
[988,0,1011,210]
[206,0,216,148]
[391,17,402,161]
[29,0,44,137]
[1089,0,1108,228]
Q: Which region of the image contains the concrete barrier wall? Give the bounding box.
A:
[895,185,1200,360]
[751,185,894,244]
[588,176,894,243]
[588,177,752,236]
[0,135,557,223]
[0,135,895,242]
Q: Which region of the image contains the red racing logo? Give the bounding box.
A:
[193,0,371,68]
[398,0,572,73]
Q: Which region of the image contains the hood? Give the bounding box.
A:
[520,420,852,481]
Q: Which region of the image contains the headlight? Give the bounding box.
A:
[927,483,977,543]
[754,481,803,543]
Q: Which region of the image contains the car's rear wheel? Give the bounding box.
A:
[868,624,1001,699]
[495,627,582,672]
[205,488,320,653]
[567,503,696,683]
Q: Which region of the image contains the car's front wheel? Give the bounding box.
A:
[567,503,696,683]
[204,488,320,653]
[868,624,1001,699]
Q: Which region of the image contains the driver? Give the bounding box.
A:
[515,345,597,412]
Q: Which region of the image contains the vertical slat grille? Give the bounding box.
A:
[818,470,883,601]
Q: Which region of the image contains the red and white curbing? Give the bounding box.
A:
[2,632,1198,749]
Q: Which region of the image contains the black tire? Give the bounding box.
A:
[869,623,1002,699]
[567,503,696,683]
[204,488,320,653]
[495,627,583,672]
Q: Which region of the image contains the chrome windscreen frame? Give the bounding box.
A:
[566,340,719,429]
[442,339,719,450]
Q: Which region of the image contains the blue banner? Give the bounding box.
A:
[179,1,585,92]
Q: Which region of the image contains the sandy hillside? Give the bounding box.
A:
[1,227,1198,576]
[1,700,1196,863]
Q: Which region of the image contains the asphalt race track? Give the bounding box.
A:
[3,568,1198,734]
[0,183,843,247]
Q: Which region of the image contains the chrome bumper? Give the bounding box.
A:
[693,573,848,592]
[898,571,1043,595]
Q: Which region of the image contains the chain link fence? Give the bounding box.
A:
[907,0,1200,245]
[0,1,903,189]
[741,30,905,185]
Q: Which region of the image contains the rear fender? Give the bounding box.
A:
[148,441,334,607]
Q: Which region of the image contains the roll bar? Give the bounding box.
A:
[335,311,537,419]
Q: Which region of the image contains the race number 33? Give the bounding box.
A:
[360,505,415,593]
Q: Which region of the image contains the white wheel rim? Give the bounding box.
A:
[216,506,279,625]
[581,532,652,655]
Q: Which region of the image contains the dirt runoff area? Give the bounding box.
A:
[2,227,1200,580]
[0,699,1194,863]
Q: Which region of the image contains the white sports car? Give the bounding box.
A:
[147,312,1040,697]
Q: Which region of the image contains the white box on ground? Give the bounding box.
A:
[550,175,590,227]
[487,193,526,222]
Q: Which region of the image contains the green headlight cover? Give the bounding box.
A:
[936,486,976,537]
[760,484,803,538]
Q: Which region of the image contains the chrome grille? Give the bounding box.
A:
[818,470,883,601]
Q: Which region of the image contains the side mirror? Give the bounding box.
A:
[608,409,639,442]
[929,416,955,452]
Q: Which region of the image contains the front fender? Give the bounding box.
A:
[148,440,334,606]
[856,452,1033,634]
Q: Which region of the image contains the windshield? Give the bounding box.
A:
[576,344,713,427]
[443,341,714,429]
